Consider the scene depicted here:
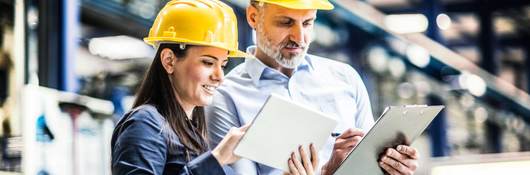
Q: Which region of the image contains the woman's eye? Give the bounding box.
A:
[202,61,214,66]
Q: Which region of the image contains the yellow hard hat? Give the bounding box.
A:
[254,0,334,10]
[144,0,247,57]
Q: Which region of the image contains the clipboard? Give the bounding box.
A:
[234,93,338,172]
[333,105,445,175]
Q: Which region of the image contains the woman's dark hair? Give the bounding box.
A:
[133,43,209,158]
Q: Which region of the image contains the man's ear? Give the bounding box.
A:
[160,48,175,74]
[246,5,258,29]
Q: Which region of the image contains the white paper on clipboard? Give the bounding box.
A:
[234,93,338,172]
[333,105,445,175]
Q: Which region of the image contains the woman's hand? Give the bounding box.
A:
[284,144,319,175]
[212,124,250,165]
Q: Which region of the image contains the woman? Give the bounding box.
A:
[111,0,247,174]
[111,0,317,175]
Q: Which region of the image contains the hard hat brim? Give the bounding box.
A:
[259,0,334,10]
[145,37,248,58]
[230,50,249,58]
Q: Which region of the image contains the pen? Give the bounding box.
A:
[331,133,340,137]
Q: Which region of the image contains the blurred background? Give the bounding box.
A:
[0,0,530,174]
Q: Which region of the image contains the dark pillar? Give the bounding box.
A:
[485,119,503,153]
[477,0,502,153]
[426,94,450,156]
[524,36,530,92]
[478,2,500,74]
[36,0,78,91]
[423,0,450,157]
[38,0,62,89]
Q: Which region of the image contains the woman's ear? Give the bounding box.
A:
[160,48,175,74]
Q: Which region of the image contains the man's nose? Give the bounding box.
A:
[289,24,305,45]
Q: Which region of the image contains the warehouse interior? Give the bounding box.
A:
[0,0,529,174]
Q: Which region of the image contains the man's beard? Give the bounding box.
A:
[255,25,310,69]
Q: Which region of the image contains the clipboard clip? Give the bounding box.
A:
[401,105,428,115]
[402,104,428,108]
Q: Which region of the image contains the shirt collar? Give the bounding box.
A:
[244,46,267,86]
[244,46,314,86]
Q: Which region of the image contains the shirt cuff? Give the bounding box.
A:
[186,151,225,175]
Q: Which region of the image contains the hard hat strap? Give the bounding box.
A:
[154,42,187,51]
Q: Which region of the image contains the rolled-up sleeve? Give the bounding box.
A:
[344,65,375,131]
[206,91,259,175]
[206,91,241,146]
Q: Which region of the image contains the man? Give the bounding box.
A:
[206,0,419,174]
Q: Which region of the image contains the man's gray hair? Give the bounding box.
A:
[250,0,264,8]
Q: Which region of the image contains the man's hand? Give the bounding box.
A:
[322,128,364,175]
[379,145,419,175]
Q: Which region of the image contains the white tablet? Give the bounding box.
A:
[333,105,445,175]
[234,93,338,172]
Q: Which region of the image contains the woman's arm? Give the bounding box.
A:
[111,107,238,175]
[180,151,225,174]
[111,109,168,175]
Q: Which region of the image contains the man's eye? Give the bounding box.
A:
[278,20,293,26]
